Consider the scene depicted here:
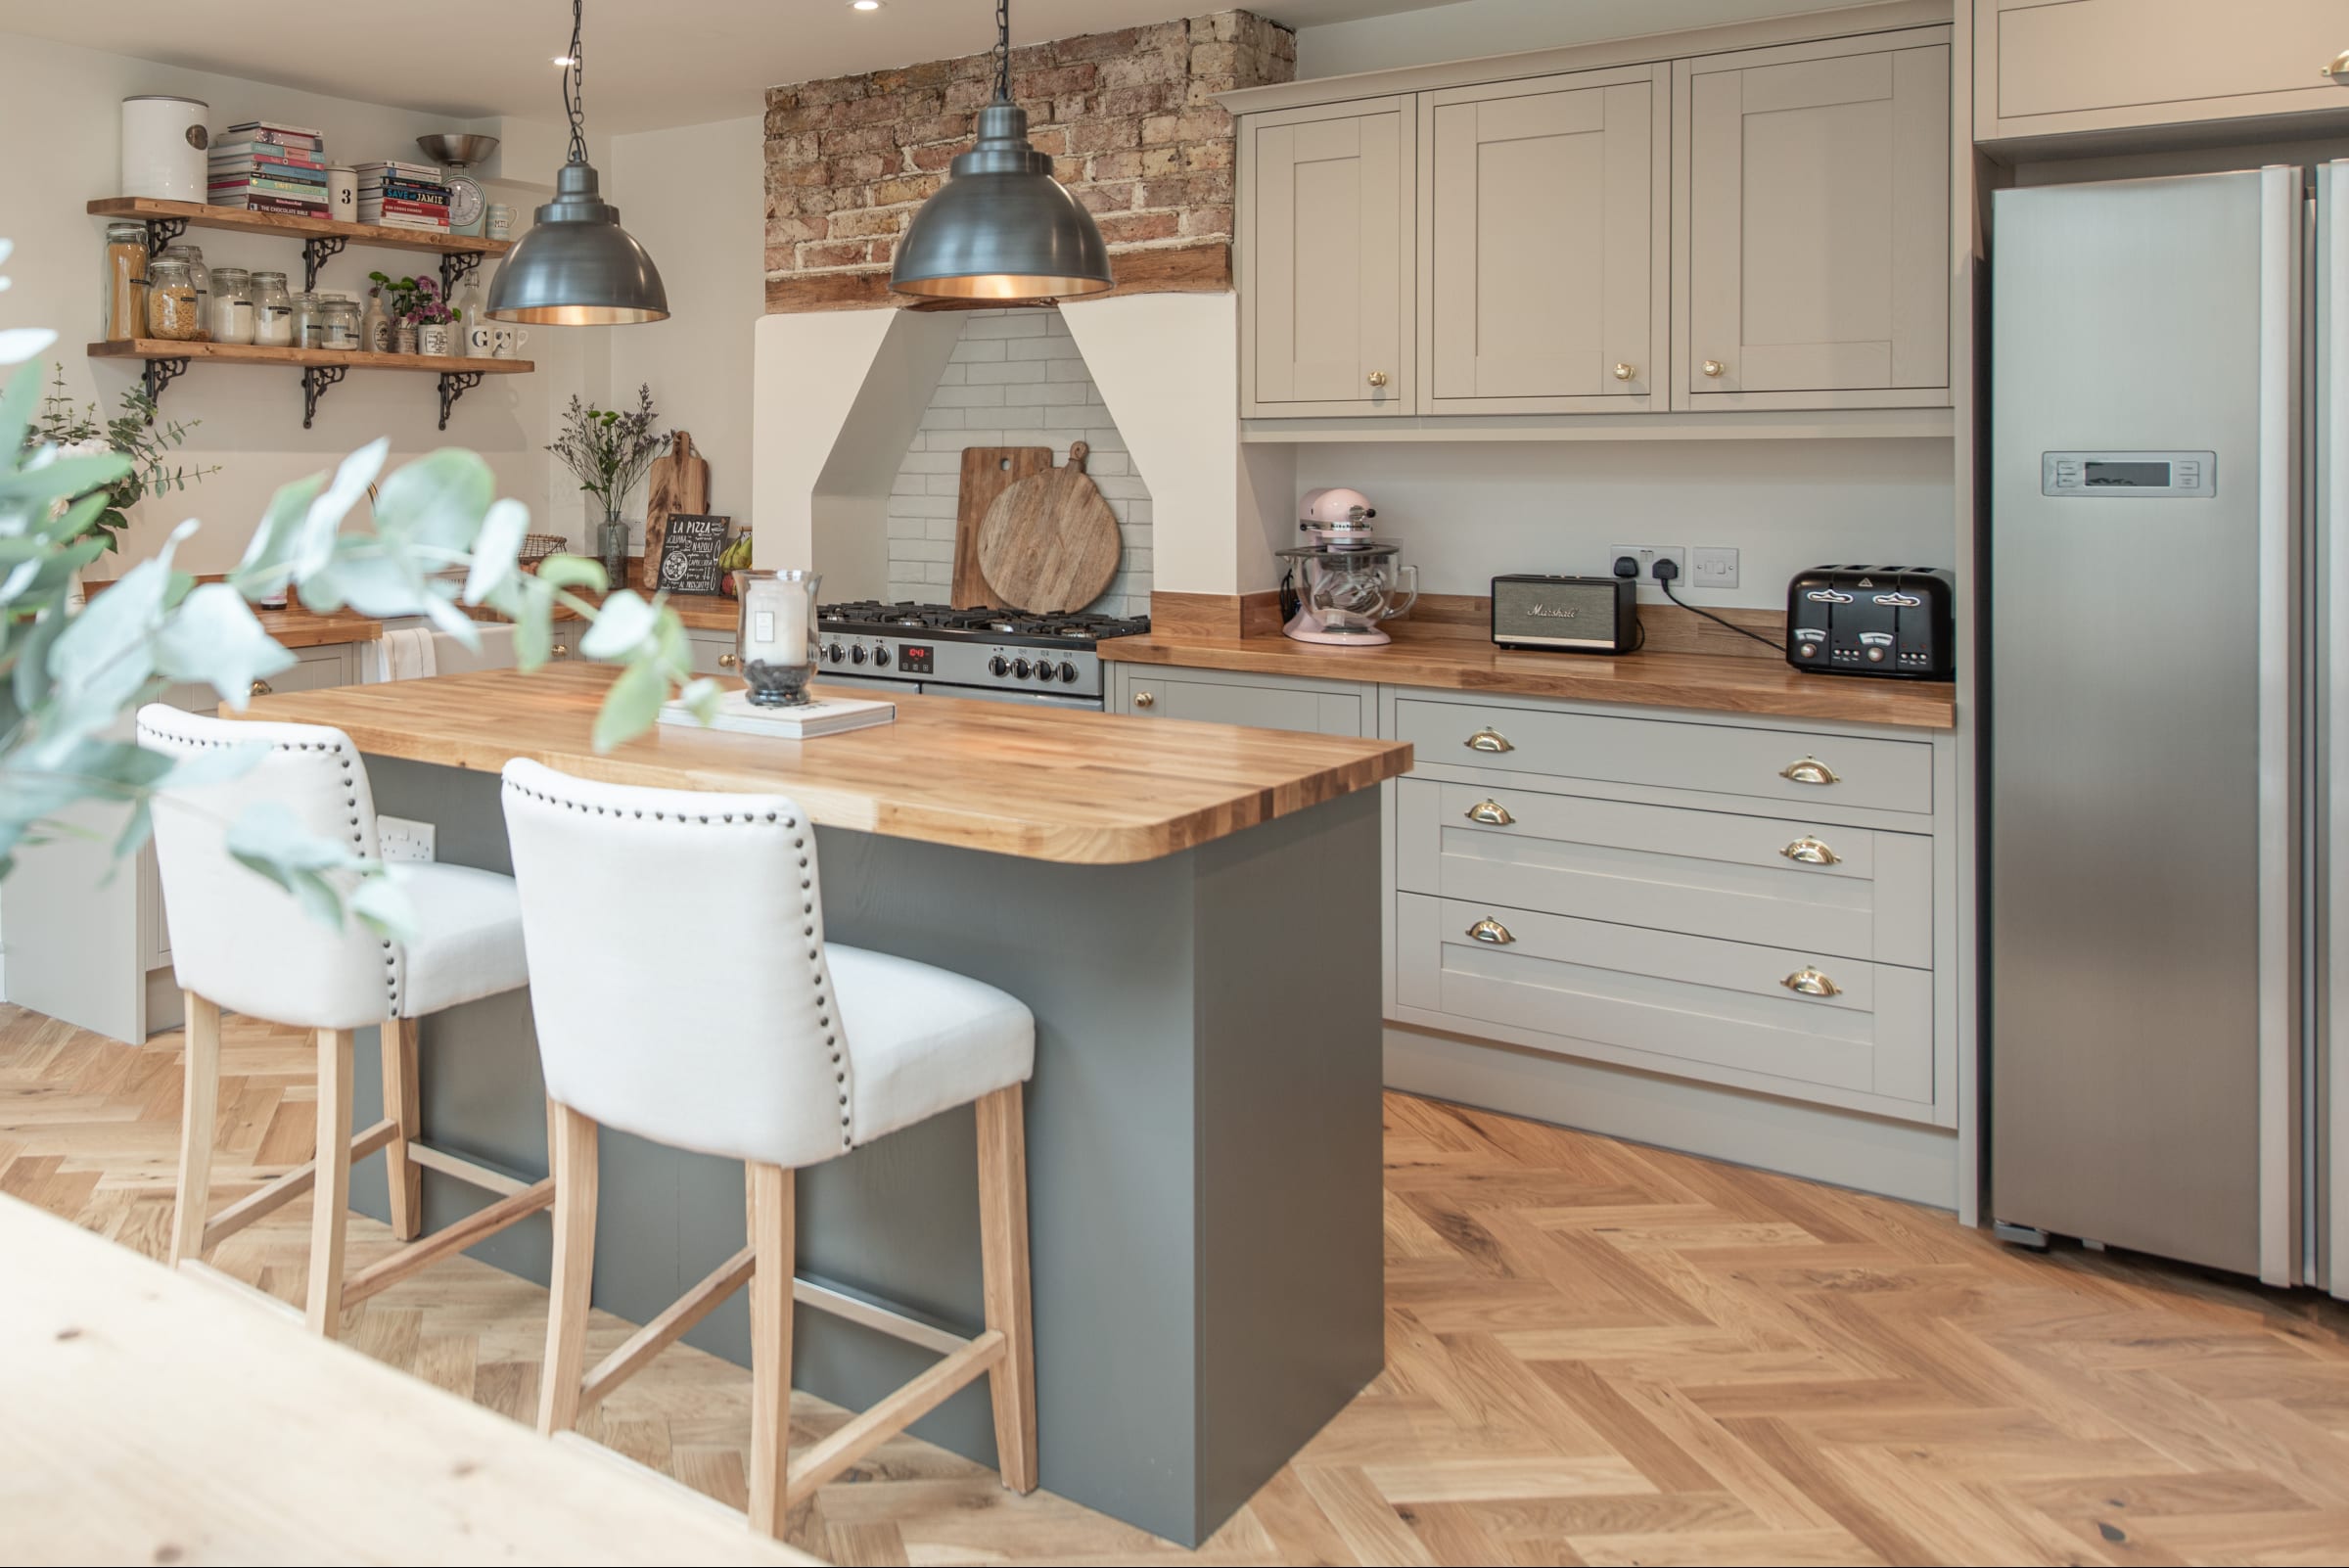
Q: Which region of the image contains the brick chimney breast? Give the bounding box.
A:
[763,9,1295,312]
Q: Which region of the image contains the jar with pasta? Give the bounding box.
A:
[252,271,294,346]
[207,266,254,346]
[101,220,148,340]
[144,256,202,342]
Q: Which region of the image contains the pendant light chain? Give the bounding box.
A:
[992,0,1011,104]
[563,0,588,165]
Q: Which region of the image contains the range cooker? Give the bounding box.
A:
[812,601,1150,710]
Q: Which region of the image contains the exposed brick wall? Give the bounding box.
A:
[763,10,1295,311]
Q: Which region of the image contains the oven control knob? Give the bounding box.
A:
[1865,646,1885,664]
[824,642,846,665]
[1011,657,1034,680]
[989,655,1010,677]
[1056,661,1079,683]
[871,644,891,669]
[1033,660,1056,682]
[850,643,868,666]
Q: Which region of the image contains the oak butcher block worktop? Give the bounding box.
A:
[1102,616,1957,730]
[238,662,1411,863]
[251,603,384,648]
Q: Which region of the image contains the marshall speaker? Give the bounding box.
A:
[1491,575,1638,654]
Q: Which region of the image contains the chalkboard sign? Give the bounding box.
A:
[654,514,731,595]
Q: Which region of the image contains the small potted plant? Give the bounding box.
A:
[367,271,456,354]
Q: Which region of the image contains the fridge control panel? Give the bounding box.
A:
[2042,450,2216,498]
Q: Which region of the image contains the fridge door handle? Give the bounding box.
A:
[2255,165,2305,1289]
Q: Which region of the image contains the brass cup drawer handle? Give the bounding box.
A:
[249,679,273,697]
[1465,800,1514,827]
[717,653,740,669]
[551,643,570,660]
[1779,836,1840,866]
[1465,728,1514,754]
[2325,49,2349,81]
[1779,757,1840,786]
[1781,967,1842,998]
[1467,917,1515,945]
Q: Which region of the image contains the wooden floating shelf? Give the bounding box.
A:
[86,198,515,260]
[89,340,533,375]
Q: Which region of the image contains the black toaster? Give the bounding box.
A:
[1784,566,1955,679]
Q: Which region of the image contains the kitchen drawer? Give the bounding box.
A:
[1393,697,1931,814]
[686,629,738,678]
[1398,778,1930,968]
[1396,892,1932,1110]
[1124,670,1366,736]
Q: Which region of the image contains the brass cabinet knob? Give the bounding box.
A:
[1781,966,1842,997]
[2324,48,2349,80]
[1612,361,1636,382]
[1779,757,1839,786]
[551,643,570,660]
[1467,917,1514,945]
[1465,799,1515,826]
[1366,370,1389,389]
[1133,691,1156,709]
[249,679,273,697]
[1464,728,1513,754]
[717,653,740,669]
[1701,359,1727,378]
[1779,836,1840,865]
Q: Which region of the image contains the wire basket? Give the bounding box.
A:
[518,533,567,573]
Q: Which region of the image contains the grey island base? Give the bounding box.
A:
[237,668,1410,1547]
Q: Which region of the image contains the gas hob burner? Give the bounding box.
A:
[817,601,1149,646]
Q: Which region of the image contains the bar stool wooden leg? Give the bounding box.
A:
[304,1028,355,1338]
[538,1101,601,1436]
[976,1083,1038,1494]
[383,1017,423,1241]
[168,993,221,1268]
[746,1163,796,1540]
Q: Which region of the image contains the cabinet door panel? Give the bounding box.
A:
[1989,0,2349,131]
[1243,101,1411,416]
[1680,35,1950,409]
[1424,70,1664,413]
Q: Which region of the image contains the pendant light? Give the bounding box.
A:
[890,0,1113,301]
[487,0,668,325]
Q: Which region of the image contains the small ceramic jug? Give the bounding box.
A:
[491,324,530,360]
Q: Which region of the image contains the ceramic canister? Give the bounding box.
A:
[327,165,358,222]
[119,96,208,202]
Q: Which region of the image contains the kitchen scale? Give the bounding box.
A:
[417,133,497,238]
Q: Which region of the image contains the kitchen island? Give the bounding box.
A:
[234,664,1410,1546]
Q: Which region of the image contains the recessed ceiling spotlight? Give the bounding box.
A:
[851,1,883,10]
[551,55,577,67]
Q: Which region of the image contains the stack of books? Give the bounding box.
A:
[207,120,328,216]
[354,161,451,232]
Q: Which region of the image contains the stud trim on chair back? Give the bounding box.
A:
[499,759,856,1169]
[136,704,396,1031]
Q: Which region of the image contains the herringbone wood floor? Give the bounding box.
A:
[6,1002,2349,1566]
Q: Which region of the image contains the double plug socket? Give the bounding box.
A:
[1608,544,1740,592]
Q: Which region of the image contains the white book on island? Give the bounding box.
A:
[659,689,897,738]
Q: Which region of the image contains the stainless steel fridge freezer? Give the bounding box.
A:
[1989,165,2336,1289]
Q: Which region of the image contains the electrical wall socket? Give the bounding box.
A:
[1607,544,1687,595]
[1689,545,1740,589]
[377,815,437,864]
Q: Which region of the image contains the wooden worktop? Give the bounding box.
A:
[1105,603,1957,731]
[253,603,384,648]
[239,662,1412,864]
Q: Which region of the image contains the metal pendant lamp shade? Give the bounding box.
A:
[890,80,1113,299]
[486,161,668,325]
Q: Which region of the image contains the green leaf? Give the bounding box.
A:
[678,676,722,723]
[592,657,667,753]
[461,497,530,605]
[153,583,299,708]
[579,589,657,662]
[224,801,366,930]
[45,553,173,738]
[374,447,493,555]
[348,872,419,944]
[229,472,326,597]
[533,555,608,593]
[290,439,389,578]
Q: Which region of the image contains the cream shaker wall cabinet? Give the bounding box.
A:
[1674,30,1953,411]
[1977,0,2349,149]
[1238,98,1415,418]
[1418,67,1671,415]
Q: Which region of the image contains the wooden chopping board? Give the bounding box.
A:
[640,432,708,589]
[976,441,1122,615]
[951,445,1053,608]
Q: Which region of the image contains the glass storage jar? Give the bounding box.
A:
[158,244,210,342]
[207,266,254,345]
[143,256,203,341]
[291,290,326,349]
[319,294,361,351]
[101,220,148,340]
[252,271,295,346]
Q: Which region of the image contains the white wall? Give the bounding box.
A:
[606,115,766,551]
[0,29,590,578]
[1292,438,1955,608]
[1293,0,1891,77]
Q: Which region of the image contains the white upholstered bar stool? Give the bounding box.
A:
[137,704,549,1337]
[498,758,1038,1539]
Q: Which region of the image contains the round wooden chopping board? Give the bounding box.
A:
[976,441,1123,614]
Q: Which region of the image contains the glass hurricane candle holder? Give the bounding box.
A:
[734,568,821,708]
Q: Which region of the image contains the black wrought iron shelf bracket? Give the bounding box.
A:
[140,216,187,256]
[300,364,347,430]
[440,249,485,295]
[301,235,348,291]
[142,356,191,419]
[437,370,485,431]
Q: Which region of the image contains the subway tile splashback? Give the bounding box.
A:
[886,309,1152,618]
